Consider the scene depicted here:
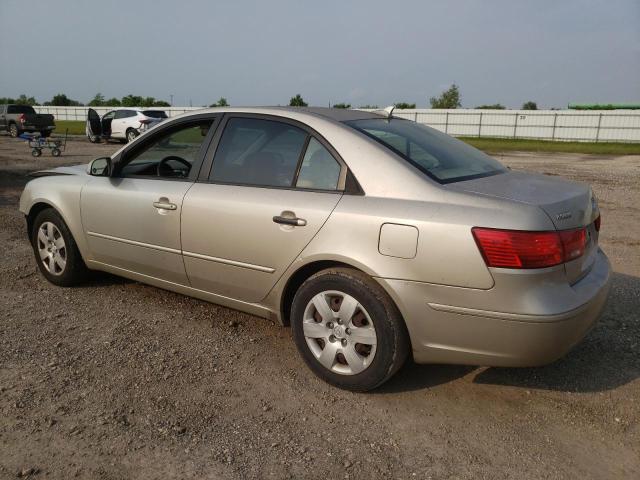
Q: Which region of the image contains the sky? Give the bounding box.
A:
[0,0,638,108]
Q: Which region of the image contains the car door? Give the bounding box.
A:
[110,109,131,138]
[86,108,102,138]
[181,115,346,303]
[81,116,218,284]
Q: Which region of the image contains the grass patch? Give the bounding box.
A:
[50,121,640,155]
[52,120,86,136]
[460,137,640,155]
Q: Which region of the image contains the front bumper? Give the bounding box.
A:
[378,248,611,367]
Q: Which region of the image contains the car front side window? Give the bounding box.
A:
[118,121,213,179]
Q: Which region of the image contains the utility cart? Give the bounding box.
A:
[20,130,68,157]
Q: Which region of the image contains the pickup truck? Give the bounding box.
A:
[0,104,55,137]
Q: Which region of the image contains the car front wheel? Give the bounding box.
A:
[31,208,88,287]
[9,124,20,137]
[291,267,409,391]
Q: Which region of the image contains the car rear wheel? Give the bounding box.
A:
[126,129,138,143]
[291,267,409,391]
[31,208,88,287]
[9,123,20,138]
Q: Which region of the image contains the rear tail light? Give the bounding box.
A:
[594,214,601,232]
[472,227,587,269]
[18,113,26,124]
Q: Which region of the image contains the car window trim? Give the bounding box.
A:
[198,113,350,193]
[112,113,221,183]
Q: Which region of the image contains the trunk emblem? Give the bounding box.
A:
[556,212,572,221]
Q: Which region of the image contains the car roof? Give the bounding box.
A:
[190,106,385,124]
[267,107,384,122]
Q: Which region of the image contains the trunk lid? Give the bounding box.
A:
[448,170,600,283]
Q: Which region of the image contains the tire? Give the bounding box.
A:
[31,149,42,157]
[31,208,88,287]
[8,123,20,138]
[51,148,61,157]
[126,129,138,143]
[291,267,409,391]
[88,135,100,143]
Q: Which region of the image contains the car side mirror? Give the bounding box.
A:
[88,157,112,177]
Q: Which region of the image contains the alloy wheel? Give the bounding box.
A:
[36,222,66,275]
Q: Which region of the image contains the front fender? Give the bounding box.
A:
[19,176,92,261]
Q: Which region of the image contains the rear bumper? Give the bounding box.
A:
[20,124,55,131]
[378,248,611,367]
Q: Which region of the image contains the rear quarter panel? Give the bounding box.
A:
[290,188,555,290]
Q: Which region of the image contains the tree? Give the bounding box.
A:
[429,84,461,109]
[104,97,121,106]
[209,97,229,107]
[358,104,379,109]
[15,94,37,106]
[332,102,351,109]
[88,93,106,106]
[475,104,505,109]
[152,100,171,107]
[394,102,416,109]
[289,94,308,107]
[522,101,538,110]
[45,93,82,106]
[121,94,144,107]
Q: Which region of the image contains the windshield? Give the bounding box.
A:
[345,118,506,183]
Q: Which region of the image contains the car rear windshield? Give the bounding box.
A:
[345,118,506,183]
[7,105,36,114]
[142,110,168,119]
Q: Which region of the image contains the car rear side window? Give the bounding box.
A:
[210,118,308,187]
[295,138,341,190]
[345,118,506,183]
[115,110,137,119]
[142,110,168,119]
[7,105,36,114]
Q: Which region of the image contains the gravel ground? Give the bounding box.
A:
[1,136,639,479]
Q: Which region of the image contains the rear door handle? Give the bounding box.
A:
[273,215,307,227]
[153,198,177,210]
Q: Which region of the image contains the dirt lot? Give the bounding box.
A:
[1,136,639,479]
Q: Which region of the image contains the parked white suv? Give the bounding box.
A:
[86,108,168,143]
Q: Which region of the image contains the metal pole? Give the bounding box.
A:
[478,112,483,137]
[551,113,558,141]
[414,112,418,122]
[513,113,519,139]
[445,111,449,133]
[595,113,602,143]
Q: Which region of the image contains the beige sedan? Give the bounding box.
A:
[19,107,610,391]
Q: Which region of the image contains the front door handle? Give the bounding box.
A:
[153,198,177,210]
[273,215,307,227]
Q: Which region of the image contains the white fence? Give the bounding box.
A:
[34,106,640,143]
[34,106,200,121]
[391,109,640,143]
